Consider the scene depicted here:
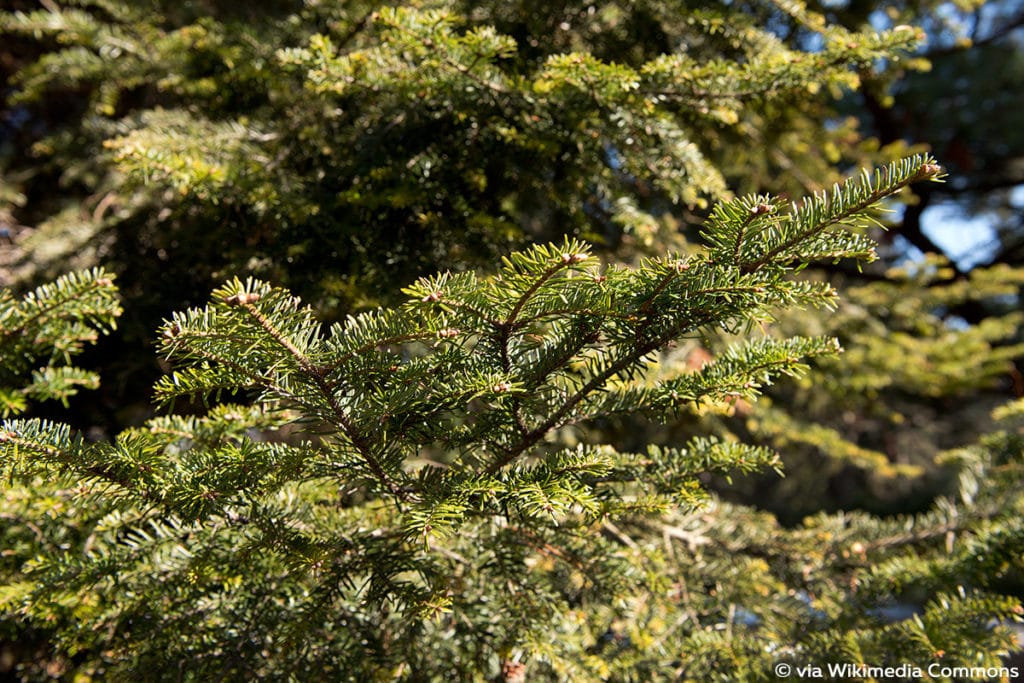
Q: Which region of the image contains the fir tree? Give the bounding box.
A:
[8,157,1021,682]
[3,1,1023,680]
[0,0,927,414]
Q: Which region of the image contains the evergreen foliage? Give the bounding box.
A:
[7,157,1022,680]
[0,268,120,416]
[3,1,1024,680]
[0,0,924,316]
[719,255,1024,522]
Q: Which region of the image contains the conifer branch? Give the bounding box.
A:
[237,300,321,377]
[238,300,408,500]
[635,261,688,315]
[322,331,436,376]
[502,253,587,328]
[486,321,682,474]
[740,158,943,273]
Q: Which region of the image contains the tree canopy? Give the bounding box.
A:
[1,0,1022,680]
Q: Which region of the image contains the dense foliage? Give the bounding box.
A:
[6,157,1023,681]
[2,0,1023,681]
[0,1,923,318]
